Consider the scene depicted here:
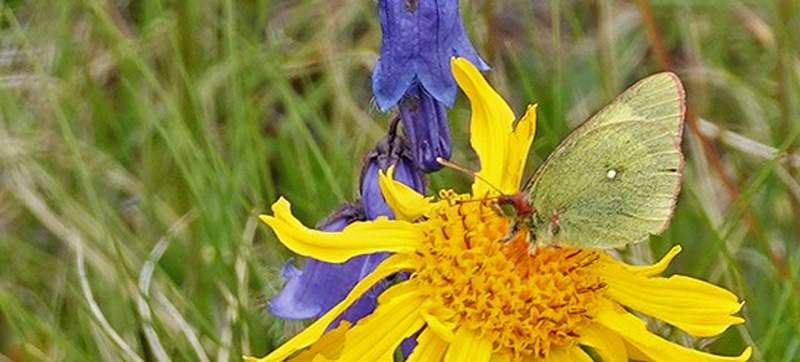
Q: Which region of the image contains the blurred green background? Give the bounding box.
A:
[0,0,798,361]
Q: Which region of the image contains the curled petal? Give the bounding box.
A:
[419,300,457,342]
[379,166,434,221]
[597,301,752,362]
[451,57,515,196]
[600,257,744,337]
[622,245,683,276]
[261,197,421,263]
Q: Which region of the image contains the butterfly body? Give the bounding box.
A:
[501,72,686,250]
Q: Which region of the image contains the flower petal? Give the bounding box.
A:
[379,167,434,221]
[245,255,415,362]
[398,84,453,172]
[325,283,426,362]
[372,0,488,110]
[502,104,537,193]
[622,245,683,277]
[489,352,511,362]
[543,347,594,362]
[579,324,627,362]
[262,321,351,362]
[420,301,457,342]
[407,329,449,362]
[444,327,493,362]
[623,340,654,362]
[269,254,387,320]
[599,260,744,337]
[451,57,514,196]
[261,197,421,263]
[597,301,752,362]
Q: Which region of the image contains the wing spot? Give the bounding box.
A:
[606,168,618,180]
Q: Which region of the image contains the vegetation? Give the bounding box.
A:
[0,1,797,361]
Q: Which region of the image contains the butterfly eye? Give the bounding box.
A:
[606,168,618,180]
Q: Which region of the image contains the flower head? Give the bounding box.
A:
[253,59,751,362]
[372,0,489,111]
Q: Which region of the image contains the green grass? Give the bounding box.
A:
[0,0,798,361]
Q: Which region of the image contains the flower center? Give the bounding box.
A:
[412,192,606,360]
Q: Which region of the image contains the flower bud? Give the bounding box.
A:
[360,129,425,219]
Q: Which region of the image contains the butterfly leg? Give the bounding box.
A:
[499,219,518,243]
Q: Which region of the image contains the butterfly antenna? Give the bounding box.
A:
[436,157,506,196]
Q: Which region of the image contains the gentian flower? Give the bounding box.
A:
[398,84,452,172]
[269,129,425,327]
[372,0,489,172]
[372,0,489,110]
[360,123,426,219]
[269,201,382,324]
[249,59,751,362]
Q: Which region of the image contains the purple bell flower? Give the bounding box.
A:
[372,0,489,111]
[268,202,381,321]
[360,121,426,218]
[398,84,452,172]
[269,126,425,328]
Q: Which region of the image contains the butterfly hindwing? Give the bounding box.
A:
[525,73,685,248]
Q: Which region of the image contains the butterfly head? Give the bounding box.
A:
[497,192,534,219]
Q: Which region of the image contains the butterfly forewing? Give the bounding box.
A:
[526,73,685,248]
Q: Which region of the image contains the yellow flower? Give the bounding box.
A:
[249,58,751,362]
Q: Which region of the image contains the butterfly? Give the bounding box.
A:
[494,73,686,249]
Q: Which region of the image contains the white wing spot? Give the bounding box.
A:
[606,169,618,180]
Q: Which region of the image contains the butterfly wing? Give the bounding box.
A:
[525,73,685,248]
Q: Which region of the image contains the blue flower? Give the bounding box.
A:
[269,131,425,327]
[360,126,425,218]
[398,84,451,172]
[268,202,382,322]
[372,0,489,111]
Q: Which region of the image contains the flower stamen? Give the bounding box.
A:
[412,193,607,360]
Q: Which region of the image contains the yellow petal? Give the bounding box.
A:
[599,260,744,337]
[379,167,434,221]
[489,352,511,362]
[451,57,514,197]
[245,255,415,362]
[597,301,752,362]
[623,340,654,362]
[443,327,493,362]
[546,347,594,362]
[267,321,351,362]
[407,329,450,362]
[620,245,683,276]
[579,323,627,362]
[502,104,537,193]
[260,197,421,263]
[322,284,426,362]
[420,301,457,342]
